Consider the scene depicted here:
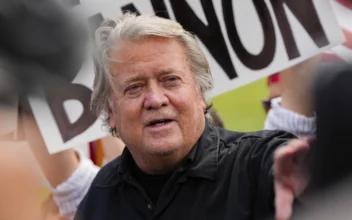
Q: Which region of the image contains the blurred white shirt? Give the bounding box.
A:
[51,152,99,219]
[264,97,316,138]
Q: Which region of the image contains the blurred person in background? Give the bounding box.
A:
[264,56,320,138]
[101,136,125,164]
[264,24,352,139]
[206,108,225,128]
[22,111,125,219]
[263,73,282,113]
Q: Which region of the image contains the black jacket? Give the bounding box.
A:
[75,122,295,220]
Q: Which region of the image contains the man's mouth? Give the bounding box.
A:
[147,119,173,127]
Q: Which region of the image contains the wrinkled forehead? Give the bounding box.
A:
[107,37,190,76]
[110,37,186,60]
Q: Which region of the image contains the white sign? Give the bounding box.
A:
[28,58,108,154]
[30,0,345,154]
[71,0,345,97]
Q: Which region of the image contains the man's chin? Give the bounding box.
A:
[146,143,179,157]
[150,150,176,156]
[146,144,178,156]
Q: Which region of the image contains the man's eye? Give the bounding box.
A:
[167,76,178,81]
[128,84,141,90]
[164,76,181,86]
[125,84,143,94]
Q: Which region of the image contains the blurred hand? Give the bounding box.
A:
[274,139,311,220]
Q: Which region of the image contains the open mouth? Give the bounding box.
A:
[147,119,173,127]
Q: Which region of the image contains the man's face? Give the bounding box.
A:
[108,37,206,158]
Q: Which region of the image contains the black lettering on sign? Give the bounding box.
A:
[270,0,329,59]
[45,84,97,143]
[169,0,238,80]
[151,0,170,19]
[223,0,276,70]
[121,3,141,15]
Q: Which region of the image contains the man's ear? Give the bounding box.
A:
[107,104,116,130]
[201,99,207,112]
[198,92,207,112]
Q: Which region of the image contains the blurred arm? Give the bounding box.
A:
[264,97,316,138]
[264,57,319,138]
[101,136,125,163]
[22,113,80,188]
[280,57,320,117]
[52,151,99,219]
[22,112,99,219]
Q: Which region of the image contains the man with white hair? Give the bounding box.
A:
[75,13,310,220]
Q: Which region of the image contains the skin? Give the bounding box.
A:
[108,37,206,175]
[268,82,282,100]
[274,139,311,220]
[101,136,125,163]
[280,55,321,117]
[0,141,64,220]
[22,113,79,188]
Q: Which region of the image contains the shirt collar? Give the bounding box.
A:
[118,120,220,181]
[184,120,219,180]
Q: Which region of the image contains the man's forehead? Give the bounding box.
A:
[109,37,186,63]
[120,67,185,84]
[108,38,190,78]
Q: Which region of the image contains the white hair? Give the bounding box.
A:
[91,12,213,134]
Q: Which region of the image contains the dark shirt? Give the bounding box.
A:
[75,121,295,220]
[132,160,172,205]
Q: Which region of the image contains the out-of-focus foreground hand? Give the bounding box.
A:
[274,139,311,220]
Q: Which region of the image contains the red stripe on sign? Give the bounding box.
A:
[342,29,352,49]
[336,0,352,10]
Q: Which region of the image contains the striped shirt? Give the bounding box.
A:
[264,97,316,138]
[51,153,99,219]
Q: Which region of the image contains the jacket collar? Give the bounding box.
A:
[183,120,219,180]
[117,119,220,181]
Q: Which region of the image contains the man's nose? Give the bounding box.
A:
[143,84,169,110]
